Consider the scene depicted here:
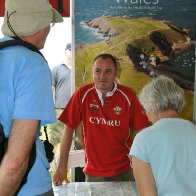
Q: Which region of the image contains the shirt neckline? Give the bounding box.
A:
[95,82,117,106]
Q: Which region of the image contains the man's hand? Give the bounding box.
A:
[53,125,75,186]
[53,167,70,185]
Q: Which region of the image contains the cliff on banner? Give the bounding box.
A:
[82,16,194,91]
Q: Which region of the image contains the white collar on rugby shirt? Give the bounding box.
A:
[95,81,117,106]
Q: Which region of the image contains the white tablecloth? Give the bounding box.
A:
[53,181,137,196]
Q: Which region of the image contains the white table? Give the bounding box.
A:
[53,181,138,196]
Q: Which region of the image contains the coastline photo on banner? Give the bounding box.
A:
[73,0,196,123]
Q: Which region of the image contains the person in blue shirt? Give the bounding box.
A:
[130,75,196,196]
[0,0,63,195]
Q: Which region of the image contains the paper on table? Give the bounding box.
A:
[53,181,137,196]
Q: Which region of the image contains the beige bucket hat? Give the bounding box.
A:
[1,0,63,36]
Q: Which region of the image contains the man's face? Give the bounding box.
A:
[92,57,117,93]
[65,48,72,61]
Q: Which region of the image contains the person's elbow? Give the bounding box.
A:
[3,153,29,177]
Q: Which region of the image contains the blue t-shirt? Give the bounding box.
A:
[130,118,196,196]
[0,37,56,195]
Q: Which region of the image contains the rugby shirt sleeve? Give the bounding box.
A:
[59,88,82,129]
[130,95,150,131]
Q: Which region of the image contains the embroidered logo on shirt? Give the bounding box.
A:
[113,106,122,115]
[89,104,99,111]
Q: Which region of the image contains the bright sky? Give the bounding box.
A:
[0,17,71,69]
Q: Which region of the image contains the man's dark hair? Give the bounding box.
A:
[93,53,118,69]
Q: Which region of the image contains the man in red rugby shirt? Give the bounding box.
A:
[53,53,150,184]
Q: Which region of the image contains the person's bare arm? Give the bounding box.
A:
[132,156,157,196]
[0,119,39,195]
[53,125,74,185]
[52,85,55,94]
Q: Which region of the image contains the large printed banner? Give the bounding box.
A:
[74,0,196,121]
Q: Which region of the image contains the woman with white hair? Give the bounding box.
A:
[130,76,196,196]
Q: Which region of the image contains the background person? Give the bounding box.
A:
[130,76,196,196]
[53,53,150,184]
[49,43,72,155]
[0,0,63,195]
